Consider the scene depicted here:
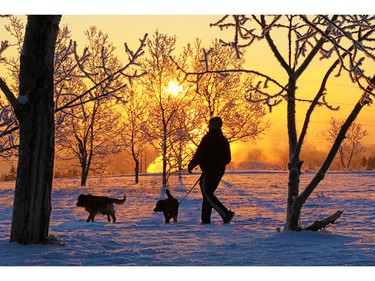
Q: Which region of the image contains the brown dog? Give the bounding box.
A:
[76,194,126,222]
[153,189,179,223]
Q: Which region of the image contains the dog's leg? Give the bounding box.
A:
[86,215,91,222]
[164,212,170,223]
[112,213,116,223]
[173,216,177,223]
[107,214,111,222]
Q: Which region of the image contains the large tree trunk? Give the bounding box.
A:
[10,15,61,244]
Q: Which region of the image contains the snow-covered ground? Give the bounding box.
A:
[1,171,374,277]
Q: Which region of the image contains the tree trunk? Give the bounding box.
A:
[162,129,168,187]
[177,140,183,178]
[134,160,139,184]
[81,167,89,187]
[286,75,375,231]
[133,154,139,184]
[286,78,301,230]
[131,142,139,184]
[78,145,88,186]
[10,15,61,244]
[80,147,93,187]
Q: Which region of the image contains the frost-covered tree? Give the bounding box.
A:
[0,17,24,161]
[327,118,368,170]
[0,15,61,244]
[57,96,122,186]
[0,16,147,244]
[188,39,269,144]
[55,26,143,186]
[119,82,148,183]
[0,19,87,160]
[141,31,194,186]
[1,18,147,181]
[197,15,375,231]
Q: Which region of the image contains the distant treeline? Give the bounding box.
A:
[1,165,16,181]
[361,156,375,170]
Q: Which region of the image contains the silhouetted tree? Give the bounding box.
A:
[361,156,375,170]
[55,26,127,186]
[189,39,269,144]
[0,15,61,244]
[0,16,147,243]
[200,15,375,231]
[141,31,194,186]
[120,83,148,183]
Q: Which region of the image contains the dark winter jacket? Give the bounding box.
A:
[188,128,231,174]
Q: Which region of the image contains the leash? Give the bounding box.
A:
[178,175,201,205]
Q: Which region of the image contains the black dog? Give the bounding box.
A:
[76,194,126,222]
[153,189,179,223]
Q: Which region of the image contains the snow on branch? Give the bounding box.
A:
[170,45,287,113]
[210,15,281,59]
[301,15,375,84]
[57,34,148,112]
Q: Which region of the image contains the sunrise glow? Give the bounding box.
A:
[146,155,163,173]
[166,80,183,97]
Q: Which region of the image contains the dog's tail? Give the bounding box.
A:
[166,189,174,199]
[112,195,126,205]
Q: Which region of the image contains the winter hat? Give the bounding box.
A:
[209,117,223,129]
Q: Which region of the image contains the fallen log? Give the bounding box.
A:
[305,210,343,231]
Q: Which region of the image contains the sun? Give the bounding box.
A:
[166,80,182,97]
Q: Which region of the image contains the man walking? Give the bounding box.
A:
[188,117,235,224]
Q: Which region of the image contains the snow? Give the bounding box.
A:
[1,171,374,279]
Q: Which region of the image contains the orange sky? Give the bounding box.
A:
[1,13,374,168]
[59,15,375,154]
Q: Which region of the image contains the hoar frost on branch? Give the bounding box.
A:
[209,15,375,112]
[56,31,148,113]
[53,26,148,186]
[1,17,148,163]
[207,14,375,231]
